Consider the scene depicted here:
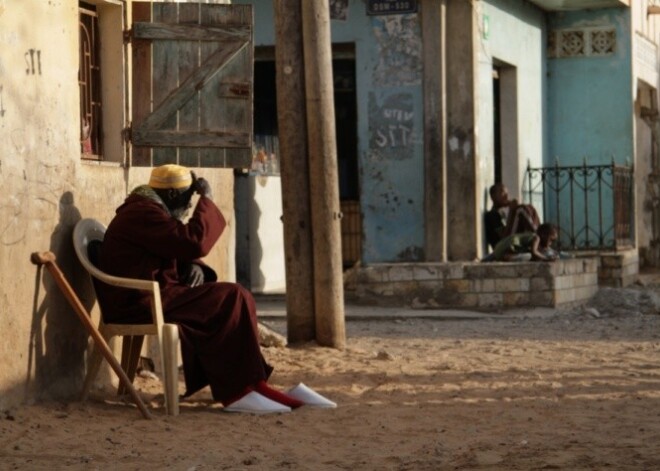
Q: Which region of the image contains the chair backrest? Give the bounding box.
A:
[73,218,108,282]
[88,239,103,269]
[73,218,157,293]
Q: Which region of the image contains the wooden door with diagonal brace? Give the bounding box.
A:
[130,2,253,168]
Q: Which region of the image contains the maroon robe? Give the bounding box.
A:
[96,193,273,403]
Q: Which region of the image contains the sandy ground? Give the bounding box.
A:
[3,285,660,470]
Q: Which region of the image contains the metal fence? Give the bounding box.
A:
[524,160,634,251]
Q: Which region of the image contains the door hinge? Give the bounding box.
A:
[123,29,132,44]
[122,124,132,143]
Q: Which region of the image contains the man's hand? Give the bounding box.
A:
[191,171,213,199]
[184,263,205,287]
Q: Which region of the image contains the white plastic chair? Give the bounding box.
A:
[73,218,180,416]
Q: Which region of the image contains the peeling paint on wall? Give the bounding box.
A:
[371,14,421,86]
[373,179,405,214]
[330,0,349,21]
[448,128,472,160]
[397,245,424,261]
[448,136,459,152]
[364,84,423,262]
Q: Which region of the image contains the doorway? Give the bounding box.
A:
[332,56,361,268]
[492,62,519,193]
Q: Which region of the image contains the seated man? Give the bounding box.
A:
[485,183,540,250]
[96,164,335,414]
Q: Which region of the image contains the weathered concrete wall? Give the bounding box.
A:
[445,0,479,261]
[0,0,235,409]
[632,1,660,266]
[1,0,83,409]
[635,89,655,264]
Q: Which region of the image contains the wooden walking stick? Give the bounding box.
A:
[30,251,152,419]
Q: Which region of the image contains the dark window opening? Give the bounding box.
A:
[251,53,359,200]
[334,58,358,201]
[253,60,279,174]
[493,66,502,184]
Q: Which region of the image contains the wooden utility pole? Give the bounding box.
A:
[422,0,448,262]
[273,0,316,343]
[301,0,346,348]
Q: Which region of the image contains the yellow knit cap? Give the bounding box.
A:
[149,164,192,189]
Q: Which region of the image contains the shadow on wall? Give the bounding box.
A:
[27,192,94,400]
[234,173,264,292]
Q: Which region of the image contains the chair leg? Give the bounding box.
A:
[81,337,106,401]
[162,324,180,416]
[117,335,144,396]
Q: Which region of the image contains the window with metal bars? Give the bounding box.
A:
[79,1,103,159]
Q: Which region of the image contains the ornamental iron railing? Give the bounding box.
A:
[524,159,634,251]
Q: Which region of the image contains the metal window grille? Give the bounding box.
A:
[79,2,102,159]
[525,160,634,251]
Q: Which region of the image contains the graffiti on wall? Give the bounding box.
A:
[368,91,419,160]
[25,49,42,75]
[372,15,421,87]
[1,159,70,246]
[1,191,27,245]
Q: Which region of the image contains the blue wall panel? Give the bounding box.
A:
[547,9,632,165]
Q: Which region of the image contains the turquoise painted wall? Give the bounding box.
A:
[547,10,633,165]
[234,0,425,263]
[546,9,632,248]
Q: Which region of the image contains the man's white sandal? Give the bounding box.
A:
[223,391,291,414]
[287,383,337,408]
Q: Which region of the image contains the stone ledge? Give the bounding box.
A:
[345,258,602,309]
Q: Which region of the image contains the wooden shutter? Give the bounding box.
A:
[130,2,253,168]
